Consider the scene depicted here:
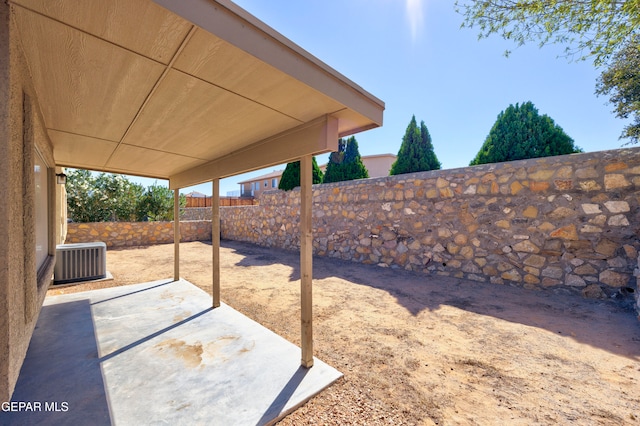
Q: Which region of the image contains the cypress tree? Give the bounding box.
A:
[278,157,323,191]
[323,136,369,183]
[469,101,582,166]
[390,115,441,175]
[323,139,346,184]
[420,120,442,171]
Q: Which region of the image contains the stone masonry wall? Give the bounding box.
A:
[635,253,640,319]
[180,207,211,221]
[65,220,212,248]
[220,148,640,298]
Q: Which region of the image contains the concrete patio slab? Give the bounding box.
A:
[5,279,342,425]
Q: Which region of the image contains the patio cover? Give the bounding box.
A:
[11,0,384,370]
[11,0,384,185]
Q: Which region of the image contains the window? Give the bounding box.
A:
[272,178,277,187]
[34,149,49,270]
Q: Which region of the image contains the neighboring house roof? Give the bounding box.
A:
[361,153,396,160]
[12,0,384,187]
[238,154,397,184]
[318,153,396,168]
[185,191,207,198]
[237,170,284,185]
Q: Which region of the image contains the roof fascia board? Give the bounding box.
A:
[153,0,384,125]
[169,116,339,189]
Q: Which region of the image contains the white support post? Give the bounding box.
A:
[212,179,221,308]
[300,154,314,368]
[174,189,180,281]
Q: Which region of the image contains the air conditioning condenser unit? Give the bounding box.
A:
[54,242,107,285]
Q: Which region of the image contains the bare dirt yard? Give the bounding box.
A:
[49,240,640,425]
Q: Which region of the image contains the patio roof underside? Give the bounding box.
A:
[11,0,384,188]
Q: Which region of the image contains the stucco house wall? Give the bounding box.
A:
[0,3,66,402]
[363,154,395,178]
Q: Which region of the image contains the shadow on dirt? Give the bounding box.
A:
[227,239,640,361]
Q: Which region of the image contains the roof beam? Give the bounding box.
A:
[169,116,338,189]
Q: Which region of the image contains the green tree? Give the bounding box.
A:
[136,183,185,221]
[420,121,442,171]
[66,169,104,223]
[66,169,182,222]
[456,0,640,66]
[469,102,582,166]
[596,38,640,144]
[95,173,144,222]
[390,115,441,175]
[323,136,369,183]
[278,157,323,191]
[66,170,145,222]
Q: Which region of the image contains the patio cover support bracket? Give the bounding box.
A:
[174,189,180,281]
[212,178,221,308]
[300,154,313,368]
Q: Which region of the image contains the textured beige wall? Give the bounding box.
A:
[0,3,59,402]
[363,155,395,178]
[0,1,10,405]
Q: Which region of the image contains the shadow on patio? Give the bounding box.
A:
[5,279,341,425]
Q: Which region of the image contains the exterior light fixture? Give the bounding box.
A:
[56,173,67,185]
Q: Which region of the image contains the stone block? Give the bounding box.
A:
[554,180,573,190]
[623,245,637,259]
[464,185,477,195]
[496,220,510,229]
[604,162,627,172]
[436,177,449,188]
[512,240,540,253]
[460,246,474,259]
[550,224,578,240]
[582,284,606,299]
[604,174,631,190]
[574,264,597,275]
[575,167,598,178]
[542,267,563,279]
[607,257,627,268]
[501,270,522,282]
[541,277,563,287]
[599,270,631,287]
[510,181,524,195]
[439,187,454,198]
[481,172,497,183]
[454,234,468,245]
[524,274,540,284]
[565,274,586,287]
[580,225,602,233]
[524,254,546,268]
[604,201,630,213]
[608,214,629,226]
[548,207,577,219]
[529,169,555,180]
[589,214,607,226]
[522,206,538,218]
[530,181,550,192]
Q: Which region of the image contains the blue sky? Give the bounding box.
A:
[129,0,629,196]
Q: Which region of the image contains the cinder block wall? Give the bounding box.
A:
[221,148,640,298]
[0,2,63,402]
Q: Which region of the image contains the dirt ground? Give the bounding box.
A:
[48,240,640,425]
